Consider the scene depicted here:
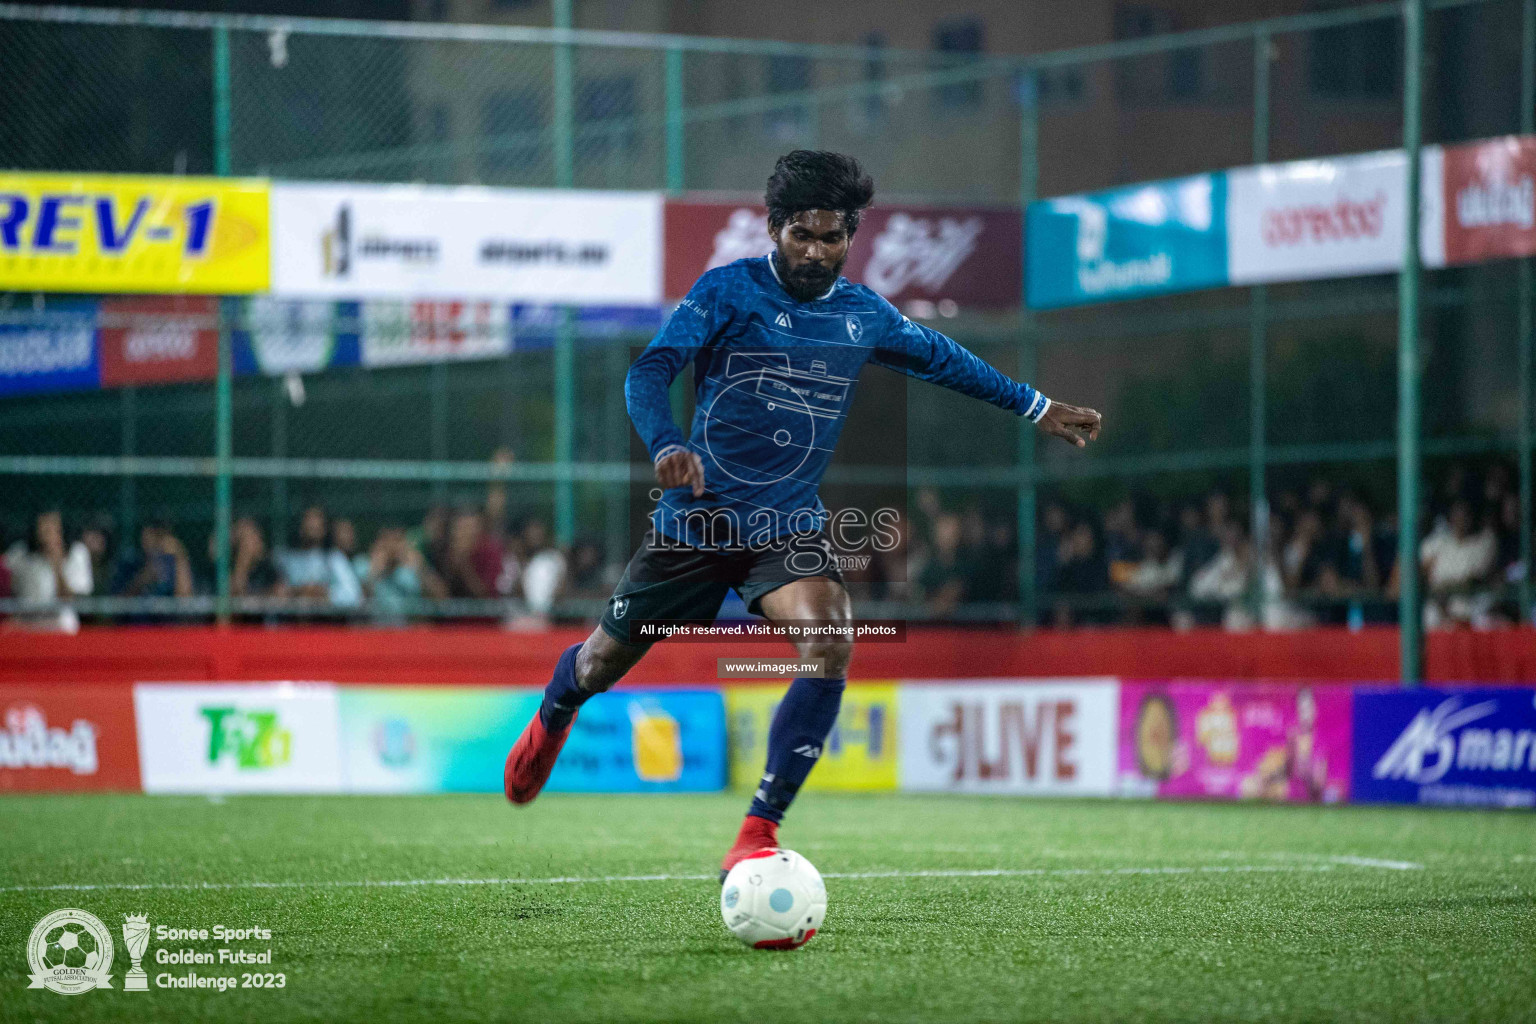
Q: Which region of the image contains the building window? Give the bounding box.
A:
[1309,16,1400,99]
[860,31,887,125]
[577,75,637,158]
[479,88,546,181]
[1113,5,1206,104]
[765,55,811,140]
[933,17,985,110]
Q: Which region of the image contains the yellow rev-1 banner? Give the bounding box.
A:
[726,682,897,793]
[0,172,270,294]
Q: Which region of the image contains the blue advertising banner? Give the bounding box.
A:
[0,301,100,397]
[1026,173,1229,309]
[338,686,726,794]
[232,297,361,376]
[1352,687,1536,808]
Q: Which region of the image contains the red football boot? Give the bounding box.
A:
[503,711,577,805]
[718,814,780,883]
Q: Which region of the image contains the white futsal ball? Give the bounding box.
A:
[720,848,827,949]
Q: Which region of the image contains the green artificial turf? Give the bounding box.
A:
[1,793,1532,1023]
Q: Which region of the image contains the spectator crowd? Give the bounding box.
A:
[3,457,1532,632]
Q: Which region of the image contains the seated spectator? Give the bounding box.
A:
[1051,521,1108,627]
[230,517,280,598]
[359,526,442,625]
[276,505,361,608]
[519,518,567,616]
[1420,498,1497,629]
[1121,528,1182,600]
[440,505,493,599]
[918,512,969,618]
[112,520,193,600]
[1188,522,1251,628]
[3,510,93,632]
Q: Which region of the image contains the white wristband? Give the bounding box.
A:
[653,444,688,464]
[1027,394,1052,424]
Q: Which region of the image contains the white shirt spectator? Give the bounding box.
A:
[1420,525,1495,592]
[3,540,92,632]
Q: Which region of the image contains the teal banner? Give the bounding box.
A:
[337,687,726,794]
[1027,173,1229,309]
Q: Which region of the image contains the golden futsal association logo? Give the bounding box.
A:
[26,908,115,995]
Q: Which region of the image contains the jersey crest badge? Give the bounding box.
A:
[845,315,863,342]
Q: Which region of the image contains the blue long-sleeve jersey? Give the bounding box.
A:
[626,255,1048,549]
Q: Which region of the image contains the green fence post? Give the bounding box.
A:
[119,387,137,550]
[1520,0,1535,624]
[554,309,577,547]
[1017,70,1039,628]
[270,377,288,546]
[1398,0,1426,685]
[553,0,574,189]
[553,0,577,547]
[1248,32,1271,626]
[213,25,232,175]
[213,22,233,624]
[430,362,449,506]
[665,45,685,193]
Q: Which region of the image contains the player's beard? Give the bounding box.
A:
[780,254,844,302]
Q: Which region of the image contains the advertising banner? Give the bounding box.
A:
[898,680,1118,795]
[359,300,511,367]
[0,172,270,294]
[1026,174,1228,308]
[0,685,141,792]
[270,183,663,303]
[1430,135,1536,267]
[0,301,99,398]
[337,687,726,794]
[98,296,218,388]
[665,202,1022,308]
[726,682,897,793]
[1352,687,1536,808]
[1118,682,1351,803]
[134,683,342,793]
[232,296,361,376]
[1227,151,1406,284]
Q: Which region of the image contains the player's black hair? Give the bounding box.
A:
[765,150,875,236]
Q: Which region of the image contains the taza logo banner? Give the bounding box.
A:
[1351,687,1536,808]
[1026,174,1228,308]
[134,684,341,793]
[0,172,269,294]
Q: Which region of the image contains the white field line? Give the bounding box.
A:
[0,858,1419,895]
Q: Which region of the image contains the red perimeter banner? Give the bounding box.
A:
[1438,135,1536,267]
[0,685,142,792]
[98,295,219,388]
[665,202,1021,309]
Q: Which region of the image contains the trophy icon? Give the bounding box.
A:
[122,915,150,992]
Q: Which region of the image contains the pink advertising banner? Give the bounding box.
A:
[1117,682,1352,803]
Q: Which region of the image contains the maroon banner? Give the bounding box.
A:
[1440,135,1536,267]
[98,295,219,388]
[664,201,1022,309]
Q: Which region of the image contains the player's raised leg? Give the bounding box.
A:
[503,625,647,804]
[720,575,852,878]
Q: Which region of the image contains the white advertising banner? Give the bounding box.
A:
[898,680,1119,796]
[271,183,663,303]
[134,683,342,793]
[1227,150,1408,284]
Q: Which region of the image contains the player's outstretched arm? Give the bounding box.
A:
[1036,401,1102,449]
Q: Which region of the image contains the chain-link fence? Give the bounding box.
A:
[1,1,1533,665]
